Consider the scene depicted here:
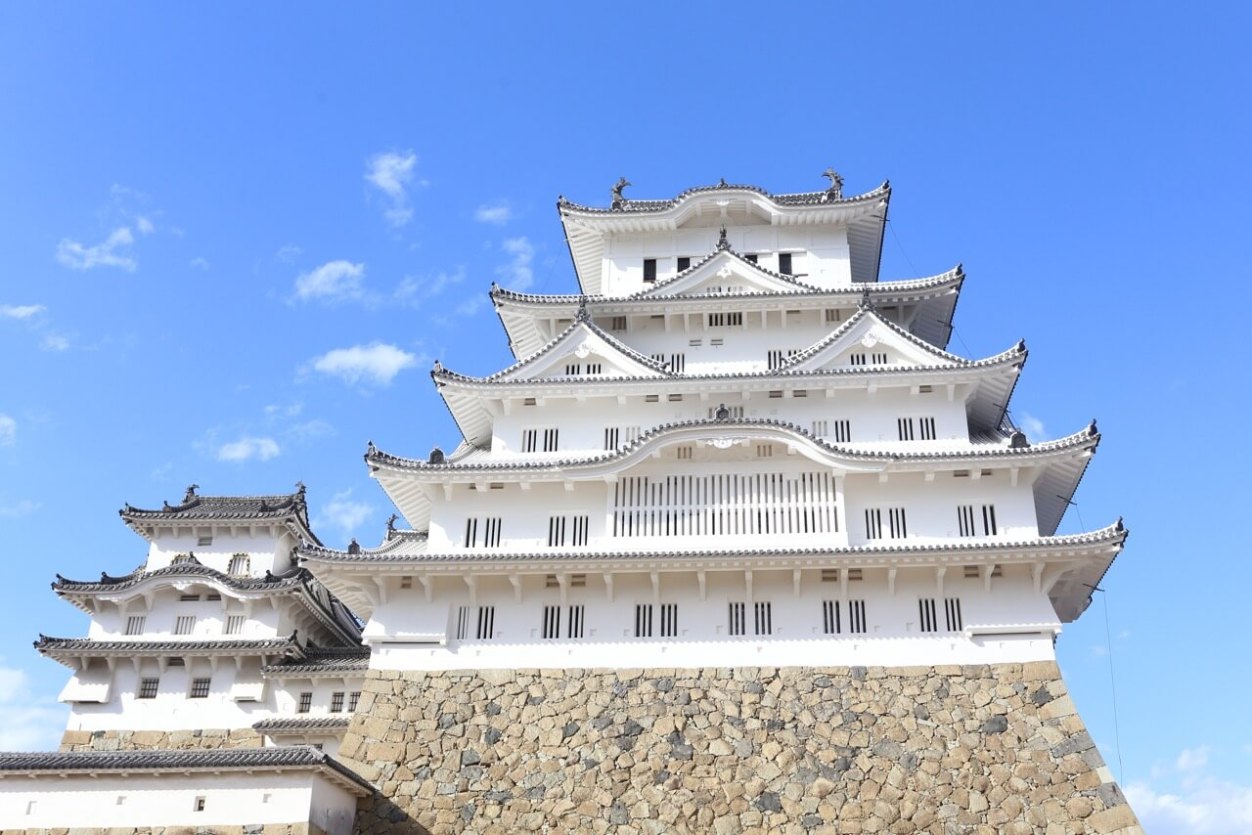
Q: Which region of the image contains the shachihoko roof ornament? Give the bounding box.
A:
[610,177,630,211]
[822,168,844,201]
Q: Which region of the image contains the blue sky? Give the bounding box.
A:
[2,4,1249,831]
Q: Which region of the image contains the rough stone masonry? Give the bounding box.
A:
[340,662,1143,834]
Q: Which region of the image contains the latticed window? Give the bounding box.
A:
[348,691,361,711]
[660,603,678,638]
[297,692,312,713]
[174,615,196,636]
[188,677,210,699]
[476,606,495,640]
[541,606,561,640]
[137,678,159,699]
[228,554,250,575]
[125,615,146,636]
[567,605,585,639]
[754,602,773,635]
[331,692,345,712]
[225,615,246,635]
[464,517,502,548]
[634,604,653,638]
[822,600,841,634]
[848,599,867,633]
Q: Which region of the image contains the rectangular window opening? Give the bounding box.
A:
[635,604,653,638]
[945,597,963,632]
[477,606,495,640]
[541,605,562,640]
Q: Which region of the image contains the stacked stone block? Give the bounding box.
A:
[342,663,1142,835]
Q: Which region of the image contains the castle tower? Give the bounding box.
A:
[43,485,368,756]
[301,174,1144,834]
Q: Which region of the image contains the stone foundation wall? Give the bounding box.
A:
[58,727,263,752]
[341,663,1142,835]
[0,827,329,835]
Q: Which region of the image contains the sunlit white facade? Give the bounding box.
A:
[304,174,1125,673]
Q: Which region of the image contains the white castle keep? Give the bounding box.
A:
[305,172,1122,673]
[1,172,1141,835]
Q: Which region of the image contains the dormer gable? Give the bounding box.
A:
[781,308,967,373]
[634,249,818,299]
[457,316,672,384]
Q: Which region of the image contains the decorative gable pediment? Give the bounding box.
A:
[782,309,964,373]
[637,250,813,299]
[496,320,670,382]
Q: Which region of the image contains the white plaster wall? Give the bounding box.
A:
[311,772,361,835]
[0,771,356,831]
[367,566,1060,670]
[844,470,1040,544]
[488,385,976,457]
[86,589,282,640]
[144,528,296,575]
[425,448,1036,554]
[62,655,362,732]
[602,227,852,296]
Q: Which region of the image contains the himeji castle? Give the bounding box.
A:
[1,172,1144,835]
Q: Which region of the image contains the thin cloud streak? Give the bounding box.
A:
[475,203,512,225]
[365,150,418,227]
[56,227,138,271]
[308,343,420,386]
[293,260,367,303]
[217,436,281,462]
[0,305,45,319]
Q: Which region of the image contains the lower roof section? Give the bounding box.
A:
[303,521,1126,624]
[0,745,373,795]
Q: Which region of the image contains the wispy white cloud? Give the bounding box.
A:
[40,334,70,352]
[1176,747,1210,772]
[475,202,513,225]
[1126,775,1252,834]
[365,150,419,227]
[56,227,138,271]
[394,267,466,308]
[308,342,420,386]
[0,499,39,518]
[216,436,281,462]
[293,260,367,303]
[275,244,303,263]
[0,304,45,320]
[0,414,15,446]
[287,419,334,442]
[189,257,210,271]
[494,236,535,292]
[0,662,64,750]
[1019,412,1046,441]
[135,215,155,235]
[264,403,303,420]
[315,489,374,539]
